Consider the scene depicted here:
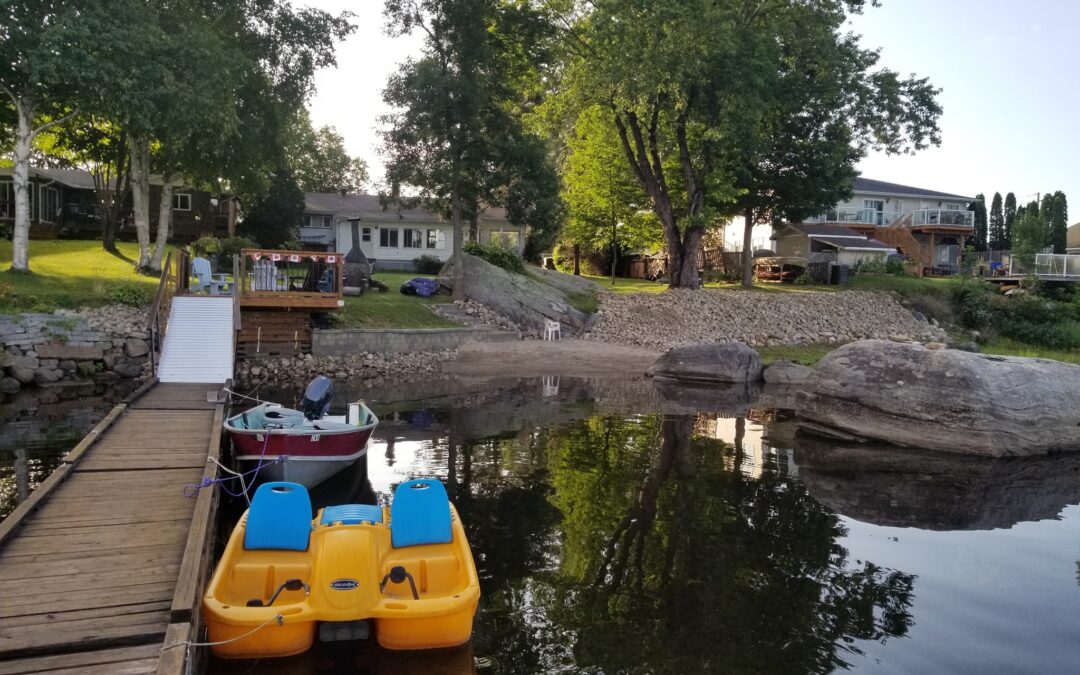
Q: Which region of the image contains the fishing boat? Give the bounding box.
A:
[203,478,480,658]
[224,376,378,488]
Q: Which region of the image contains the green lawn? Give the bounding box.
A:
[0,239,164,313]
[757,342,840,366]
[583,274,836,295]
[335,271,459,329]
[980,338,1080,365]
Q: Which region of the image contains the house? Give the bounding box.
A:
[0,166,234,241]
[301,193,528,271]
[1067,223,1080,255]
[770,223,896,266]
[732,177,975,273]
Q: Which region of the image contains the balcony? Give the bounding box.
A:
[807,208,904,226]
[912,209,974,228]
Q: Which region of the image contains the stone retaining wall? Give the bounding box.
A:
[0,306,152,396]
[312,326,517,356]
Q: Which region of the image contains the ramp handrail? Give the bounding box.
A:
[147,251,176,379]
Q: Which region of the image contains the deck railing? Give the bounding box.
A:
[806,208,905,226]
[912,209,974,227]
[237,248,345,309]
[146,251,176,379]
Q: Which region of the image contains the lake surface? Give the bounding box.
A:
[209,376,1080,674]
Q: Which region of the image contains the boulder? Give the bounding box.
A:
[9,355,39,371]
[125,338,150,358]
[11,366,35,384]
[797,339,1080,456]
[112,359,145,379]
[33,367,63,384]
[646,342,764,384]
[762,359,813,385]
[35,343,105,360]
[0,377,20,395]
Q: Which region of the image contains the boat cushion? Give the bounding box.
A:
[320,504,383,526]
[391,479,452,548]
[244,482,312,551]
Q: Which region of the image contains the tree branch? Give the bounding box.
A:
[0,81,18,108]
[31,110,79,139]
[646,100,669,199]
[676,111,703,216]
[612,110,650,191]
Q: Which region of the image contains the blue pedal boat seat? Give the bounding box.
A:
[244,482,313,551]
[320,504,383,526]
[390,479,452,548]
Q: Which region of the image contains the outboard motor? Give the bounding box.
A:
[299,376,334,421]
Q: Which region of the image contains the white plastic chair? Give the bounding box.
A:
[253,259,277,291]
[543,319,561,341]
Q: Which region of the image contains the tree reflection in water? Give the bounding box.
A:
[458,413,915,675]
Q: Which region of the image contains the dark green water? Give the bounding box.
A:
[209,376,1080,674]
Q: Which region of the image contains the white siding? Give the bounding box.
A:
[337,221,455,262]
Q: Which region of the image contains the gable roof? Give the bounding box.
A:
[0,166,190,191]
[814,236,894,251]
[854,177,973,202]
[304,192,510,224]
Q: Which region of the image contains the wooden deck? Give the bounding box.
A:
[0,382,223,675]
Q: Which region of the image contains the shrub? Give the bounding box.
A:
[217,236,257,258]
[906,293,953,325]
[993,294,1080,350]
[110,282,151,307]
[464,241,525,274]
[885,258,908,276]
[951,280,993,329]
[413,254,444,275]
[192,235,220,257]
[793,272,814,285]
[853,259,888,276]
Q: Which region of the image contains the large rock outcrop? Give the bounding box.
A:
[441,255,596,334]
[646,342,764,383]
[797,340,1080,456]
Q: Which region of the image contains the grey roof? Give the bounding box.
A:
[304,192,510,224]
[0,166,187,190]
[854,177,973,201]
[814,235,895,251]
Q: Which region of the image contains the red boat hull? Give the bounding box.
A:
[230,426,374,460]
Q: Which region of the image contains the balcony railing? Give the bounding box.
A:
[807,208,904,226]
[912,209,974,227]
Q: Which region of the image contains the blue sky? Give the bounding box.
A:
[309,0,1078,210]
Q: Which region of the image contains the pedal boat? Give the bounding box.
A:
[203,479,480,658]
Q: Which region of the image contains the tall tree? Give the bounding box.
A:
[382,0,561,300]
[238,167,304,248]
[1003,192,1017,246]
[1049,191,1069,254]
[988,192,1005,250]
[285,110,369,194]
[0,1,115,272]
[555,0,942,288]
[971,193,988,251]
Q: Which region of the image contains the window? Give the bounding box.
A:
[863,199,885,225]
[361,227,371,242]
[172,193,191,211]
[40,186,60,224]
[427,229,445,249]
[944,203,961,211]
[0,181,13,220]
[379,227,399,248]
[304,214,331,228]
[490,230,521,248]
[403,228,423,248]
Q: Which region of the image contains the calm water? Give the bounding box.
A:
[209,376,1080,674]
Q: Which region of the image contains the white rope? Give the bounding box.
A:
[223,387,272,406]
[160,613,284,650]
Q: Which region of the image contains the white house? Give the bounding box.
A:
[299,193,527,271]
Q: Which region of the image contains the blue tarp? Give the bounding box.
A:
[399,277,439,297]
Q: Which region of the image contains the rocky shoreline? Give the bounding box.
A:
[585,288,945,349]
[232,350,455,391]
[0,305,152,396]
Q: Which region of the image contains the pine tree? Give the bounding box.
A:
[988,192,1005,249]
[1003,192,1017,247]
[971,193,988,251]
[1049,191,1069,253]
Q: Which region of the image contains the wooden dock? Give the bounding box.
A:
[0,381,223,675]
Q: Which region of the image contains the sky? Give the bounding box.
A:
[307,0,1080,209]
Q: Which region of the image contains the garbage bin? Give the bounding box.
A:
[830,264,850,285]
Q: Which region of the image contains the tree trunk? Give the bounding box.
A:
[669,226,703,290]
[741,208,755,288]
[10,101,35,273]
[151,175,174,272]
[129,136,152,271]
[451,182,464,301]
[573,243,580,275]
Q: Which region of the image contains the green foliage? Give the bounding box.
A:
[238,168,304,249]
[1012,208,1047,271]
[1003,192,1017,244]
[285,109,368,194]
[1047,191,1069,253]
[994,294,1080,350]
[988,192,1005,249]
[853,259,888,276]
[793,272,814,286]
[109,281,151,307]
[951,280,994,330]
[413,254,444,275]
[193,235,258,259]
[464,241,525,274]
[972,194,988,251]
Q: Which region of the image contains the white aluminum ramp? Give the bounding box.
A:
[158,296,235,383]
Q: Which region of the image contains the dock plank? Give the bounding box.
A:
[0,381,223,671]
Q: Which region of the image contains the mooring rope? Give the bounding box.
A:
[183,430,283,501]
[160,613,285,650]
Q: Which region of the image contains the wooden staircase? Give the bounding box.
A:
[874,213,929,266]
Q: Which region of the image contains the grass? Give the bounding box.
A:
[0,239,164,313]
[980,338,1080,365]
[335,271,459,329]
[582,274,836,295]
[757,342,839,366]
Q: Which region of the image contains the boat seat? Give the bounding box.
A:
[320,504,383,526]
[244,482,312,551]
[390,479,452,548]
